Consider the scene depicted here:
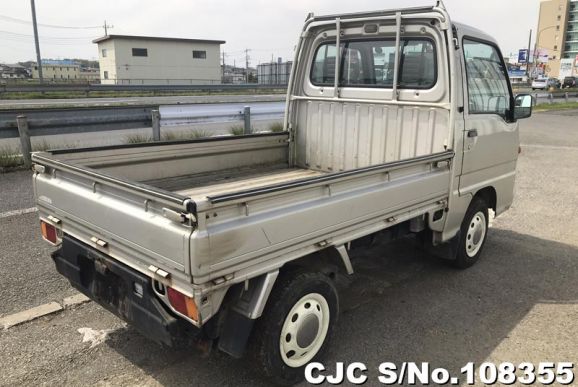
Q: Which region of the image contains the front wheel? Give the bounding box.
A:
[251,271,339,385]
[453,197,489,269]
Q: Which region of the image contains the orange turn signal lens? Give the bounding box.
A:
[167,287,199,321]
[40,220,58,244]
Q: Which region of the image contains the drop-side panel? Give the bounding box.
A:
[294,100,449,172]
[190,160,451,282]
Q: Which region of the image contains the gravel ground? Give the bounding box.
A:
[0,169,35,213]
[0,111,576,386]
[0,212,76,316]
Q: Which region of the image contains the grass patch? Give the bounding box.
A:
[32,139,54,152]
[123,130,214,144]
[534,101,578,112]
[229,125,246,136]
[0,140,63,169]
[0,146,23,168]
[162,130,212,141]
[124,134,153,144]
[268,122,285,132]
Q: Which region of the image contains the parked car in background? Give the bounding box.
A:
[563,76,576,89]
[548,78,561,89]
[531,77,548,90]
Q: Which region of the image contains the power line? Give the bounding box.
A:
[0,14,101,29]
[0,30,98,40]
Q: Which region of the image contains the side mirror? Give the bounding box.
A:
[514,94,533,120]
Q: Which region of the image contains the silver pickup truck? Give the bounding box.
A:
[32,2,532,385]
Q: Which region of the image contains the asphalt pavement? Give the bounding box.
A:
[0,110,577,386]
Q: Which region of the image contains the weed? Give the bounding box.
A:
[268,122,285,132]
[0,146,23,168]
[124,134,153,144]
[229,125,246,136]
[161,130,212,141]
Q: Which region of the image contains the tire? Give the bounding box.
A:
[452,197,489,269]
[251,271,339,385]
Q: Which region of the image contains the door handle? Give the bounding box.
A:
[467,129,478,138]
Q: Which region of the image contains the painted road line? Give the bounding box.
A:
[1,293,91,330]
[1,302,63,330]
[0,207,38,219]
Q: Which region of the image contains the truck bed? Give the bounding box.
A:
[32,133,453,292]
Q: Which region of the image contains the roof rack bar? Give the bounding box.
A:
[310,5,436,23]
[392,12,402,101]
[334,17,341,98]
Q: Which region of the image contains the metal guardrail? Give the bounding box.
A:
[0,102,285,139]
[0,83,288,94]
[159,102,284,126]
[532,91,578,105]
[0,106,154,139]
[1,102,286,167]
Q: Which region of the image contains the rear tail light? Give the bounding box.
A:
[167,287,199,321]
[40,220,59,245]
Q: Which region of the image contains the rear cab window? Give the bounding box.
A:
[310,38,437,90]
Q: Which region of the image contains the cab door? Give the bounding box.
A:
[459,37,519,215]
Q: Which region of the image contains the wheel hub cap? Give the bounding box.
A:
[280,293,330,368]
[296,314,320,348]
[466,211,487,258]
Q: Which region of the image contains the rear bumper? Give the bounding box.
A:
[52,235,197,347]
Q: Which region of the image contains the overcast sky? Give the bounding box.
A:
[0,0,541,66]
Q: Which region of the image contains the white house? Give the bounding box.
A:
[93,35,225,85]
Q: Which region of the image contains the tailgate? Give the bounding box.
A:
[33,161,194,285]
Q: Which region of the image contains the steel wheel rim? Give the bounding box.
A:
[466,211,486,257]
[279,293,330,368]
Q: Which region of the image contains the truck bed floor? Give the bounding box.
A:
[145,164,325,201]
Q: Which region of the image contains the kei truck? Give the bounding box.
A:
[32,1,532,384]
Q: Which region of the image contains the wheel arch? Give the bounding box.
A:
[474,186,497,212]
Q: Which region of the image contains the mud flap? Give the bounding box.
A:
[217,310,255,358]
[426,230,461,260]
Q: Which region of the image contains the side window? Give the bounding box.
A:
[132,48,148,57]
[463,39,511,118]
[310,38,436,89]
[193,50,207,59]
[311,43,338,85]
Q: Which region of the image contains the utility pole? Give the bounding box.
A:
[245,49,251,83]
[222,51,226,81]
[526,29,532,79]
[103,20,113,36]
[30,0,43,83]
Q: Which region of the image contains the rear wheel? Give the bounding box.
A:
[251,271,339,385]
[453,197,489,269]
